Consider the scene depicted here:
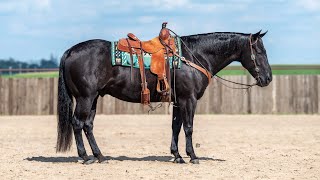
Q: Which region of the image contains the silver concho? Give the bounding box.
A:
[116,58,122,65]
[251,54,256,60]
[255,67,260,73]
[174,60,179,68]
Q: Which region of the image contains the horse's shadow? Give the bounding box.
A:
[25,155,225,163]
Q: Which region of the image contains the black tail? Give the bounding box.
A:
[56,50,73,152]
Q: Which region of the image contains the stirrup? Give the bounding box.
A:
[156,78,170,94]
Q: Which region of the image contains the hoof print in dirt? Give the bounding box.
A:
[98,159,108,164]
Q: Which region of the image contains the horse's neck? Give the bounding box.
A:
[181,33,242,75]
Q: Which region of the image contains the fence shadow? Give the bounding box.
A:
[25,155,225,163]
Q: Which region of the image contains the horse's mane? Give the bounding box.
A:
[180,32,250,51]
[181,32,250,39]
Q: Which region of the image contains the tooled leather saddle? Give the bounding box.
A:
[117,22,176,105]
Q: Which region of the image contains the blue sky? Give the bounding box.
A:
[0,0,319,64]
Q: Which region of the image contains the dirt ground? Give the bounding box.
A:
[0,115,319,180]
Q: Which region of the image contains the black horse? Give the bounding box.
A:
[56,30,272,164]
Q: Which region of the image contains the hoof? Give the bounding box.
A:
[83,158,96,165]
[190,159,200,164]
[97,155,108,164]
[98,159,108,164]
[173,158,185,164]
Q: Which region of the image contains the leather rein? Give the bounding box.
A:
[159,29,212,83]
[162,30,262,89]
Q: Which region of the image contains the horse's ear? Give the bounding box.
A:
[259,30,268,38]
[252,30,262,40]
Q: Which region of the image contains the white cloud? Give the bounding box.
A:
[296,0,320,12]
[0,0,51,13]
[149,0,189,9]
[34,0,50,9]
[137,16,158,24]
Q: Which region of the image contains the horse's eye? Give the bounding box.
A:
[256,48,262,54]
[255,45,264,54]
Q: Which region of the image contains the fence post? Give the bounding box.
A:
[247,75,252,114]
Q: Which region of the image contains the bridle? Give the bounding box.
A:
[215,34,264,89]
[214,34,262,89]
[249,34,262,86]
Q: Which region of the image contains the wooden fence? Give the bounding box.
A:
[0,75,319,115]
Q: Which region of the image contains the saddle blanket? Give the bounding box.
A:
[111,37,182,69]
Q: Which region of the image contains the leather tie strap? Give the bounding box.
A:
[125,38,151,105]
[138,41,151,105]
[126,38,135,82]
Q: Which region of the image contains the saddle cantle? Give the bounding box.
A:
[117,22,177,105]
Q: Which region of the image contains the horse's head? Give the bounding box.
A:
[240,31,272,87]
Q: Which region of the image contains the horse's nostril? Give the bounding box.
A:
[267,74,272,83]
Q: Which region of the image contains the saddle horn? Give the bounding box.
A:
[160,22,170,41]
[162,22,168,29]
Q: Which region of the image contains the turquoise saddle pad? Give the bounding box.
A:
[111,37,182,69]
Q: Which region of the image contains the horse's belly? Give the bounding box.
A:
[107,86,141,103]
[102,76,162,103]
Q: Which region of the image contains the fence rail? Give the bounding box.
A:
[0,75,319,115]
[0,68,59,75]
[0,64,319,74]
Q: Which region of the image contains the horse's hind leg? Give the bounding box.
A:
[170,105,185,163]
[83,96,107,163]
[72,97,96,164]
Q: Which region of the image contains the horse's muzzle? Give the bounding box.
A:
[256,73,272,87]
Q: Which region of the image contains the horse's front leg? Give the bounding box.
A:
[180,96,199,164]
[170,104,185,163]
